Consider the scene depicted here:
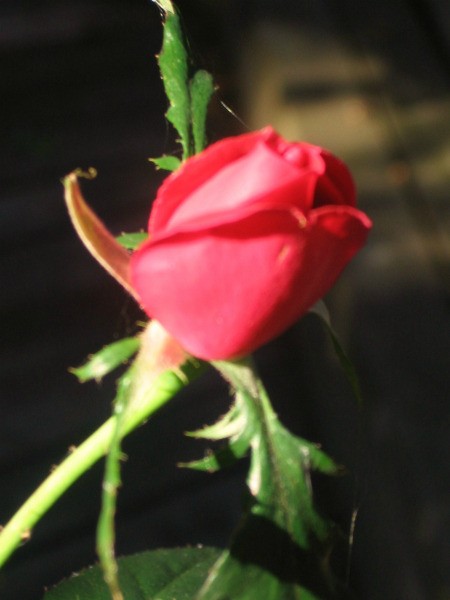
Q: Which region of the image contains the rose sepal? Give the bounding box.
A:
[63,171,139,301]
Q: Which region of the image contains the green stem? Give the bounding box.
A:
[154,0,175,14]
[96,370,133,600]
[0,367,192,569]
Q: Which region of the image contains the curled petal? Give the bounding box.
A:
[158,139,312,231]
[313,149,356,207]
[149,129,265,233]
[63,172,138,301]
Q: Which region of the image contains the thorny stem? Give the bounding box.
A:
[0,366,194,569]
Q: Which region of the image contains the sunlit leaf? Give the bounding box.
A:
[158,12,191,159]
[157,10,215,160]
[149,155,182,172]
[195,359,341,599]
[180,433,252,473]
[180,396,255,473]
[186,402,244,440]
[44,547,221,600]
[70,337,140,383]
[116,232,148,250]
[190,70,215,154]
[181,390,258,473]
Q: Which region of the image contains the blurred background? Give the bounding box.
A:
[1,0,449,598]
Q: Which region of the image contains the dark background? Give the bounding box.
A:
[1,1,449,598]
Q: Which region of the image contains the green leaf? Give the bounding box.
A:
[190,70,215,154]
[70,337,141,383]
[180,400,253,473]
[309,301,363,407]
[116,232,148,250]
[199,542,325,600]
[44,546,221,600]
[157,12,215,160]
[186,401,245,440]
[196,359,341,599]
[158,12,191,160]
[181,393,255,473]
[149,155,182,172]
[180,433,252,473]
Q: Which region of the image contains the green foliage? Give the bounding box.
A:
[186,360,340,599]
[44,547,221,600]
[158,12,192,160]
[157,9,215,161]
[181,397,255,472]
[70,337,140,383]
[116,232,148,250]
[150,155,182,172]
[41,5,357,599]
[190,70,215,155]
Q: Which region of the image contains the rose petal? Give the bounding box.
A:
[149,129,266,233]
[313,149,356,207]
[131,205,370,359]
[161,139,314,230]
[149,127,334,234]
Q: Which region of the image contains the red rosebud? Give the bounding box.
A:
[131,127,372,360]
